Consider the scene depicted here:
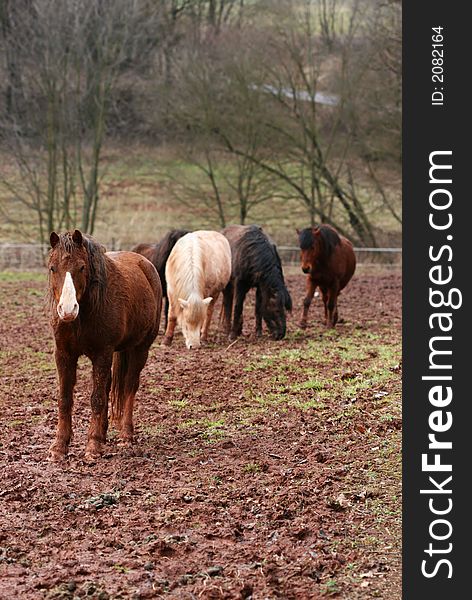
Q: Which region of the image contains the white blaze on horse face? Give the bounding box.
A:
[57,271,79,321]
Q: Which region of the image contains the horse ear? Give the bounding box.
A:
[178,298,189,309]
[314,227,321,236]
[72,229,83,246]
[203,297,213,306]
[295,228,300,235]
[50,232,59,248]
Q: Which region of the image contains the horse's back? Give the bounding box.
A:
[199,231,232,293]
[222,224,263,249]
[106,251,162,341]
[223,224,274,281]
[167,231,231,296]
[108,250,161,292]
[131,243,156,264]
[194,230,231,275]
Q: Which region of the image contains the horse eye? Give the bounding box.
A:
[80,265,85,273]
[50,266,56,273]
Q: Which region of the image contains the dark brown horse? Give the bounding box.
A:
[47,230,162,461]
[297,224,356,328]
[222,225,292,340]
[132,229,190,329]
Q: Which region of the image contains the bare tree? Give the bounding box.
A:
[165,28,275,227]
[0,0,401,245]
[0,0,160,243]
[338,0,402,225]
[216,3,378,244]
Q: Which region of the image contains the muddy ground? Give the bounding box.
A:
[0,269,401,599]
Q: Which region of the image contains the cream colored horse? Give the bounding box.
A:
[163,230,232,349]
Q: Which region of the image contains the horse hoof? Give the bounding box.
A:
[118,436,133,448]
[299,321,307,330]
[162,336,172,347]
[84,441,104,460]
[48,449,67,462]
[48,442,68,462]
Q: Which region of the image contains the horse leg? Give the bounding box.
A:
[49,349,78,461]
[119,345,150,446]
[201,292,219,342]
[255,287,263,337]
[333,306,339,326]
[85,352,113,459]
[230,280,249,341]
[163,296,169,331]
[320,286,329,325]
[163,300,177,346]
[300,278,317,329]
[326,284,340,328]
[222,280,234,335]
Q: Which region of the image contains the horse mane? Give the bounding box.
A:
[152,229,190,274]
[49,232,108,314]
[168,233,205,301]
[82,235,108,313]
[299,224,341,260]
[239,226,292,308]
[299,228,315,250]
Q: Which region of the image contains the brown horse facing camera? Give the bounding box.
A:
[297,225,356,328]
[47,230,162,461]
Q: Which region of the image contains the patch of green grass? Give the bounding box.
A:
[0,348,55,374]
[200,418,226,441]
[291,378,330,391]
[291,398,326,411]
[0,271,45,282]
[140,424,163,437]
[177,417,227,442]
[322,579,341,596]
[112,564,129,573]
[168,398,188,410]
[244,462,261,474]
[6,419,24,428]
[178,418,199,429]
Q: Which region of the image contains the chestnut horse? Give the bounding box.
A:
[163,230,232,349]
[132,229,190,329]
[297,224,355,328]
[47,230,162,461]
[222,225,292,340]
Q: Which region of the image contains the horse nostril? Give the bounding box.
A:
[302,267,309,274]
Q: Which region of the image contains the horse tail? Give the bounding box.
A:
[110,349,129,422]
[272,244,292,312]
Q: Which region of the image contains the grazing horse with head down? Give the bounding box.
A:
[222,225,292,341]
[47,230,162,461]
[132,229,190,328]
[163,230,232,349]
[297,224,356,328]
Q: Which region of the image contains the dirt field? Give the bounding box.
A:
[0,268,401,599]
